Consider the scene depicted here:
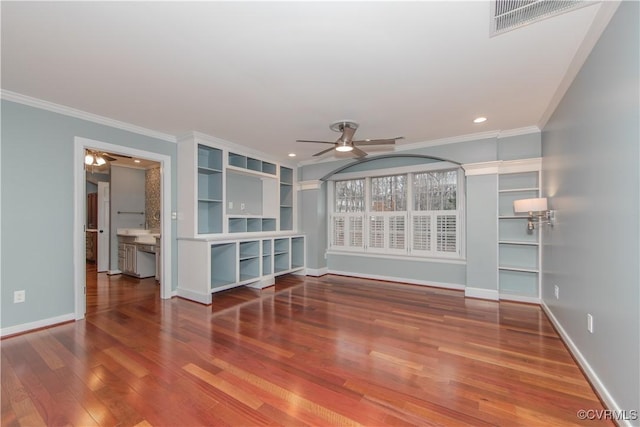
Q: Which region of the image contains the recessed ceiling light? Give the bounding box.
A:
[473,117,487,124]
[288,153,296,157]
[134,159,141,163]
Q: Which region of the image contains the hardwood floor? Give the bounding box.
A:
[1,270,611,426]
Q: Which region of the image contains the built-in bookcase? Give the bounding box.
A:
[280,166,293,231]
[177,134,305,305]
[498,170,540,300]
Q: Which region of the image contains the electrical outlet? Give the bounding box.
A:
[587,313,594,333]
[554,285,559,300]
[171,212,177,220]
[14,290,25,303]
[240,203,245,210]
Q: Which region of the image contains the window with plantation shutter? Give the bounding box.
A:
[436,214,457,253]
[369,216,385,249]
[388,215,406,250]
[349,216,363,247]
[412,214,431,251]
[332,216,345,247]
[330,167,462,259]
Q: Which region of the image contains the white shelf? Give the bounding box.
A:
[498,187,538,193]
[498,215,529,219]
[499,266,538,273]
[499,240,539,246]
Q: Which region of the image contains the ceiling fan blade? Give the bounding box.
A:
[101,154,118,161]
[351,147,368,158]
[297,139,336,144]
[353,139,398,146]
[313,146,338,157]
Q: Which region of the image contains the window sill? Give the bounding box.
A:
[327,249,466,265]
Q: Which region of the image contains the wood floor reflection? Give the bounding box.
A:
[2,271,611,426]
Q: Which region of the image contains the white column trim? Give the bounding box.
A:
[465,287,500,300]
[463,161,502,176]
[298,180,322,191]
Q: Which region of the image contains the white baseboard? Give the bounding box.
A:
[541,302,631,426]
[107,269,122,275]
[171,290,178,297]
[499,293,540,304]
[328,269,465,291]
[465,287,499,301]
[176,288,211,305]
[1,313,75,337]
[306,267,328,277]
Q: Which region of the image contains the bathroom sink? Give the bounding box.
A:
[135,235,157,244]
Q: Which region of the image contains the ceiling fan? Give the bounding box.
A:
[84,150,130,166]
[297,120,404,158]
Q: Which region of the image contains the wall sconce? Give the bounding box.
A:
[513,197,555,231]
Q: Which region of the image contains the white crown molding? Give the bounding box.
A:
[498,126,541,139]
[397,130,500,152]
[538,1,621,129]
[1,90,177,143]
[297,126,541,167]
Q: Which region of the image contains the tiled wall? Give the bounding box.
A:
[145,166,161,230]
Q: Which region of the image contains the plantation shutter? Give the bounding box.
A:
[436,214,457,253]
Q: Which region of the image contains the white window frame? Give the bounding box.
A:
[328,162,465,262]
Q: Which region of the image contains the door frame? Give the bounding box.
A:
[73,137,173,319]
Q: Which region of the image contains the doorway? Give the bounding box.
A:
[74,137,172,320]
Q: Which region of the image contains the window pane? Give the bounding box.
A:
[371,175,406,211]
[335,179,365,213]
[413,170,457,211]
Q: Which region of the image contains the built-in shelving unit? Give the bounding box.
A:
[177,133,304,305]
[280,166,293,231]
[498,169,541,300]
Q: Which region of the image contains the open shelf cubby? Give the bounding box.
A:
[198,145,222,171]
[274,238,290,273]
[291,237,304,269]
[198,201,223,234]
[239,240,260,260]
[229,152,277,175]
[262,240,273,276]
[239,257,260,282]
[211,243,237,288]
[228,217,278,233]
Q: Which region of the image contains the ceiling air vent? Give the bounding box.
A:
[491,0,591,36]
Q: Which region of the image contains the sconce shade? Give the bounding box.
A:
[514,197,548,213]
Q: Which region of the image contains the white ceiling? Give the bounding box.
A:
[1,1,613,162]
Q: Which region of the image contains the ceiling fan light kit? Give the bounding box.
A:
[297,120,403,158]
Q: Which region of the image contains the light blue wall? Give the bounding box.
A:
[541,1,639,413]
[226,171,263,216]
[1,100,177,329]
[466,174,498,291]
[299,134,540,286]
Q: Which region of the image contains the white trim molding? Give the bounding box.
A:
[0,313,75,338]
[176,288,212,305]
[328,270,465,291]
[465,287,500,301]
[463,161,502,176]
[541,302,631,426]
[298,180,322,191]
[497,126,541,139]
[499,294,540,304]
[1,90,177,143]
